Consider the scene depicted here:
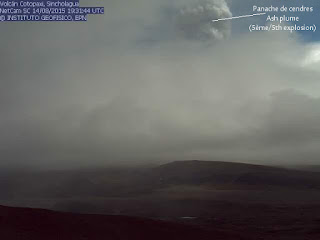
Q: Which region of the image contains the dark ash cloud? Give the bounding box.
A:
[175,0,232,41]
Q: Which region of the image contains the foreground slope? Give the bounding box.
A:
[0,205,243,240]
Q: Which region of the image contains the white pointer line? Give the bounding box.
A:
[212,13,266,22]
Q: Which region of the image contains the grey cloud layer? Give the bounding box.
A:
[1,0,320,167]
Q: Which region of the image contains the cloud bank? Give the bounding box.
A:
[1,0,320,168]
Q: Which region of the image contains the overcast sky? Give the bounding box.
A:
[1,0,320,168]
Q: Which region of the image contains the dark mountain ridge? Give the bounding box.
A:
[2,160,320,201]
[150,160,320,189]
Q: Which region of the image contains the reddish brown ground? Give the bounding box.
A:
[0,205,244,240]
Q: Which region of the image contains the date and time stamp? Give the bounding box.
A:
[0,0,104,21]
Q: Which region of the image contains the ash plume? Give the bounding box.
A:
[175,0,232,41]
